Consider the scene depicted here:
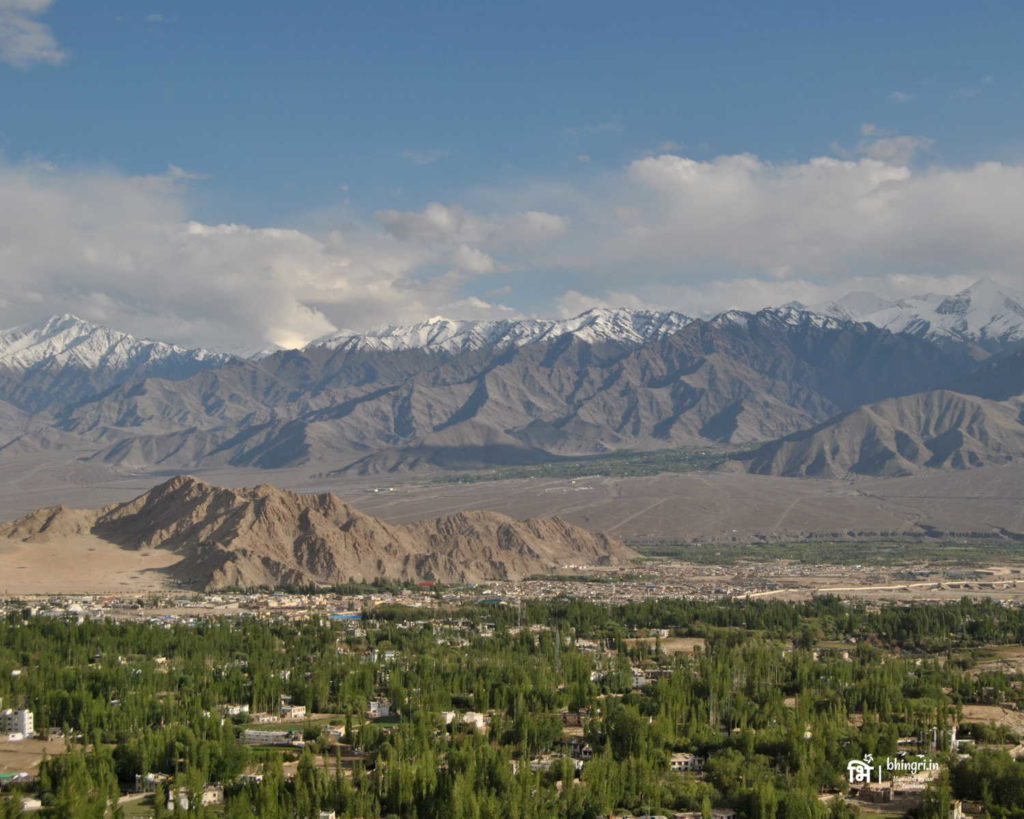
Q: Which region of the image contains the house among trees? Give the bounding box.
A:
[166,784,224,811]
[134,772,170,793]
[280,703,306,719]
[442,710,488,732]
[669,752,706,772]
[367,697,391,719]
[558,736,594,760]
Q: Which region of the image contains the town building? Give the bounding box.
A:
[558,737,593,760]
[135,773,171,793]
[669,752,706,772]
[442,710,488,732]
[167,784,224,811]
[240,729,303,746]
[367,698,391,719]
[0,709,33,737]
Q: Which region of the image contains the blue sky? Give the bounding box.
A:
[1,0,1023,349]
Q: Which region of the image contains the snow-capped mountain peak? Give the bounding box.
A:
[813,291,895,321]
[0,314,227,372]
[306,307,695,354]
[810,277,1024,350]
[710,305,850,332]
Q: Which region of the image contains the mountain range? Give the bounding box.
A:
[805,277,1024,352]
[0,278,1021,479]
[738,390,1024,478]
[0,475,635,588]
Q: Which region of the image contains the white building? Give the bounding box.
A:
[367,698,391,719]
[240,729,303,747]
[559,737,593,760]
[670,752,705,772]
[280,704,306,719]
[252,713,278,724]
[631,668,650,689]
[135,772,171,793]
[0,709,33,737]
[166,784,224,811]
[442,710,487,732]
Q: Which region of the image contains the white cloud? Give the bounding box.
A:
[857,134,933,164]
[552,145,1024,287]
[554,289,647,318]
[377,202,567,249]
[0,162,540,350]
[3,128,1024,351]
[554,274,994,321]
[166,164,208,181]
[0,0,65,67]
[451,244,495,274]
[533,142,1024,316]
[888,90,912,103]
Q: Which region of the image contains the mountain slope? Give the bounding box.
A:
[736,390,1024,478]
[0,315,232,413]
[947,348,1024,402]
[812,278,1024,352]
[65,308,979,471]
[0,476,635,588]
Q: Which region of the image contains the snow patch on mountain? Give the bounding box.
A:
[306,307,695,353]
[0,315,229,372]
[710,306,851,332]
[809,278,1024,349]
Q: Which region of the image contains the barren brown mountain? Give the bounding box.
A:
[0,475,635,589]
[737,390,1024,478]
[1,309,981,472]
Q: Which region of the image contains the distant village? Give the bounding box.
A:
[3,558,1024,628]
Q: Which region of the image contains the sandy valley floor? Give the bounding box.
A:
[0,532,181,595]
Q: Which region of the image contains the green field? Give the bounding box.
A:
[432,444,744,483]
[634,538,1024,566]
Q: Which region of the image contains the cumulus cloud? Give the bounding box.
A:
[535,141,1024,316]
[377,202,568,250]
[553,146,1024,285]
[0,0,65,67]
[3,128,1024,351]
[855,127,934,164]
[0,162,554,350]
[554,274,992,321]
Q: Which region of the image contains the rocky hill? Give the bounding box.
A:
[735,390,1024,478]
[0,476,635,589]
